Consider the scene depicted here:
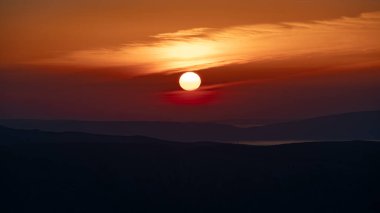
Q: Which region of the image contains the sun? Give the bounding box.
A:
[179,72,201,91]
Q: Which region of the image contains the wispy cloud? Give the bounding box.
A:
[37,11,380,75]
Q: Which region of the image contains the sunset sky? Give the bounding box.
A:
[1,0,380,123]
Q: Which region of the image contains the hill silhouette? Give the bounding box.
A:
[0,110,379,142]
[1,125,380,212]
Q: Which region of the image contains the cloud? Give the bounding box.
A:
[36,11,380,76]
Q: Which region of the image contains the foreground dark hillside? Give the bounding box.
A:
[1,126,380,213]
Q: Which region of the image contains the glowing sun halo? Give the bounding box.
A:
[179,72,201,91]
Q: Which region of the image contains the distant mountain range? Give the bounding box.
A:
[0,110,379,142]
[0,124,170,145]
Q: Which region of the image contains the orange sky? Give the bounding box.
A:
[1,0,380,122]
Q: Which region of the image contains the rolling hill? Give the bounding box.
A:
[0,125,379,212]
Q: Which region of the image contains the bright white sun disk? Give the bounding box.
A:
[179,72,201,91]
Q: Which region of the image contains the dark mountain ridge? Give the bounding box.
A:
[0,110,379,142]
